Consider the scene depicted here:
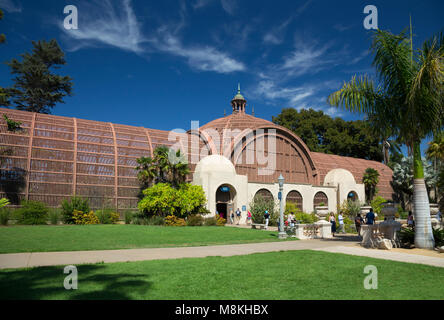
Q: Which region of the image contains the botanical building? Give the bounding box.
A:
[0,88,393,220]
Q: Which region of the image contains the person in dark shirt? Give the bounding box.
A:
[355,213,364,236]
[366,208,375,225]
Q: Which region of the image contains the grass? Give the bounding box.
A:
[0,224,295,253]
[0,250,443,299]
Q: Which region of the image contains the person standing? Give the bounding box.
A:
[329,212,336,237]
[247,210,252,225]
[365,208,375,225]
[338,212,345,234]
[235,208,241,225]
[230,209,234,224]
[407,211,414,229]
[354,213,364,236]
[264,210,270,230]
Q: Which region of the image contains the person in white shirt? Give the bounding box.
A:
[338,212,345,234]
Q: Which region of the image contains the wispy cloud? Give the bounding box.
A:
[0,0,22,13]
[60,0,145,54]
[155,32,245,73]
[263,17,292,45]
[220,0,237,15]
[60,0,244,74]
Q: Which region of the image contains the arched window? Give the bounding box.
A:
[254,189,274,202]
[347,191,358,202]
[313,191,328,208]
[286,190,303,211]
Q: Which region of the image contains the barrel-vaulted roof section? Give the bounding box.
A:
[0,107,174,210]
[311,151,394,199]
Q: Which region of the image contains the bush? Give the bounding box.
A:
[165,215,186,226]
[124,210,134,224]
[48,208,61,225]
[17,201,48,225]
[432,227,444,247]
[371,196,387,217]
[61,196,90,224]
[250,194,278,225]
[216,214,226,226]
[204,217,218,226]
[187,214,204,226]
[95,209,120,224]
[398,227,415,248]
[72,210,99,225]
[294,211,318,224]
[0,207,11,225]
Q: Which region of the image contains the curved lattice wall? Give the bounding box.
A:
[0,108,181,211]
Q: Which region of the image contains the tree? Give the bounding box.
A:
[363,168,380,203]
[0,9,5,44]
[426,134,444,202]
[135,146,189,190]
[2,39,73,114]
[272,108,383,161]
[328,27,443,249]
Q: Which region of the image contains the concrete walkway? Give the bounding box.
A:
[0,239,443,270]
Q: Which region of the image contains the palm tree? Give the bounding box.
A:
[328,27,443,249]
[426,134,444,202]
[169,149,190,188]
[363,168,380,203]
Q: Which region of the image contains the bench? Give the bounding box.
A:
[251,223,266,230]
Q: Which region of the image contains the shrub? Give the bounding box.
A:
[432,227,444,247]
[294,211,318,224]
[164,215,186,226]
[61,196,90,224]
[0,198,10,209]
[0,207,11,225]
[216,214,226,226]
[398,227,415,248]
[124,210,134,224]
[48,208,61,225]
[95,209,120,224]
[73,210,99,225]
[17,200,48,225]
[187,214,204,226]
[204,216,218,226]
[250,194,278,225]
[371,196,387,216]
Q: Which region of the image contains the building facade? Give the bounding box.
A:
[0,88,393,219]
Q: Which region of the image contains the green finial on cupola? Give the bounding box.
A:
[231,83,246,114]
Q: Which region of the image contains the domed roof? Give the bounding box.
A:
[232,83,245,101]
[194,155,236,174]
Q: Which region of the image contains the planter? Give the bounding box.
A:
[360,205,372,216]
[315,206,329,221]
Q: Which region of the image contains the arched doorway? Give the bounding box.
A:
[286,190,303,211]
[347,191,358,202]
[254,189,274,202]
[313,191,328,208]
[215,184,236,219]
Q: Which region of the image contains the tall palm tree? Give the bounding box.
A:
[363,168,380,203]
[426,134,444,202]
[328,28,443,249]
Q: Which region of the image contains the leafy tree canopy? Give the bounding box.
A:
[272,108,384,161]
[2,39,73,113]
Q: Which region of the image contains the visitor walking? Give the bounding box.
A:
[329,212,336,237]
[354,213,364,236]
[230,210,234,224]
[407,211,414,229]
[338,212,345,233]
[235,208,241,225]
[365,208,375,225]
[247,210,252,225]
[264,210,270,230]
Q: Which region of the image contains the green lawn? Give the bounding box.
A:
[1,250,443,299]
[0,225,294,253]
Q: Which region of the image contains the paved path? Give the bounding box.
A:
[0,239,443,270]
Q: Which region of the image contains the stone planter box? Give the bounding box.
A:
[315,206,329,221]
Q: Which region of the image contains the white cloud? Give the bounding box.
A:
[220,0,237,15]
[60,0,145,54]
[59,0,244,74]
[156,32,245,73]
[263,17,292,45]
[0,0,22,13]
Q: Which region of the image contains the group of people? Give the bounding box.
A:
[329,208,377,237]
[218,208,253,225]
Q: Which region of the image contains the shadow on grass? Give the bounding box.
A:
[0,264,151,300]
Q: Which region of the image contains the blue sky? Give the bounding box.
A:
[0,0,443,153]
